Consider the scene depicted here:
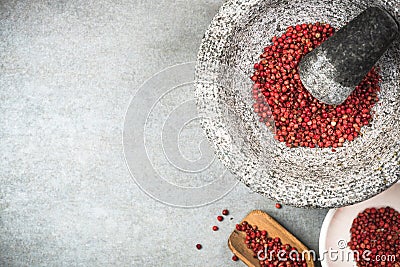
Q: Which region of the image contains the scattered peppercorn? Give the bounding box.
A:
[222,209,229,216]
[212,225,219,231]
[232,255,239,262]
[275,203,282,209]
[217,215,224,222]
[196,244,202,250]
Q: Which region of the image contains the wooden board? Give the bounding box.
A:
[228,210,315,267]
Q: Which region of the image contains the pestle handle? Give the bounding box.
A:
[299,6,399,105]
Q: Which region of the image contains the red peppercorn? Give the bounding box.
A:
[217,215,224,222]
[212,226,219,231]
[275,203,282,209]
[222,209,229,216]
[235,221,307,266]
[196,244,202,250]
[251,22,381,149]
[235,224,242,231]
[232,255,239,261]
[349,206,400,267]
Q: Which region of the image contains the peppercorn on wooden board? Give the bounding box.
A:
[228,210,314,267]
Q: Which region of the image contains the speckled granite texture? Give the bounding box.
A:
[300,6,399,105]
[196,0,400,208]
[0,1,328,266]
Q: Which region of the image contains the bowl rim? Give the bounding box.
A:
[319,209,337,267]
[318,182,400,266]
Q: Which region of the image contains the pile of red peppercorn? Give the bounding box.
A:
[236,221,308,267]
[251,22,381,149]
[348,207,400,267]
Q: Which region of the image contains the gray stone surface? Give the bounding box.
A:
[196,0,400,208]
[0,1,327,266]
[300,6,399,105]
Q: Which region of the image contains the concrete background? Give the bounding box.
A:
[0,0,328,266]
